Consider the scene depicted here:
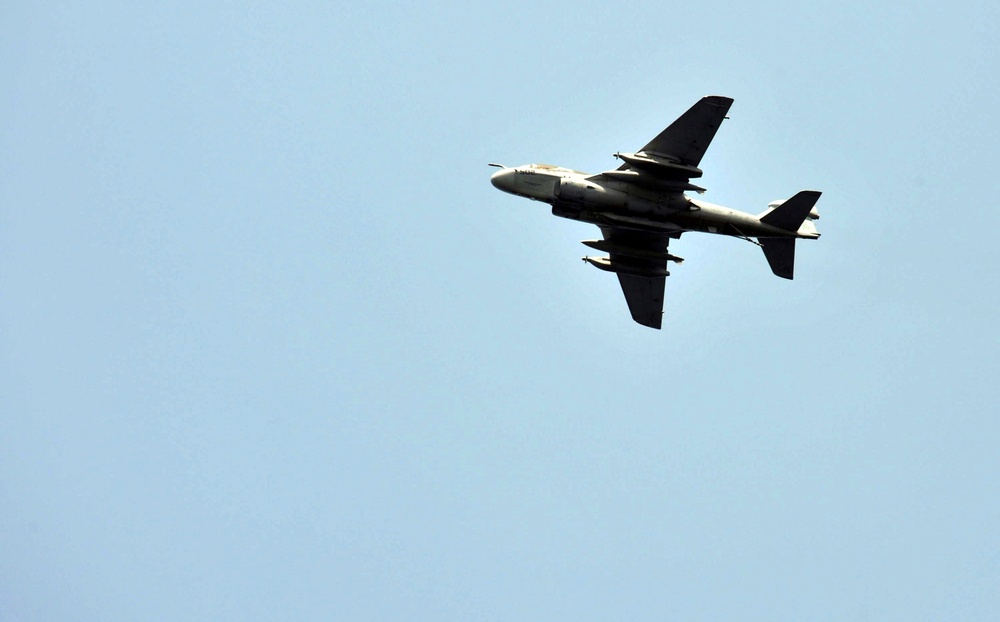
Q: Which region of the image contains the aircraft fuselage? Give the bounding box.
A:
[487,95,822,328]
[490,165,819,241]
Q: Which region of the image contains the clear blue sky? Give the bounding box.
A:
[3,2,999,620]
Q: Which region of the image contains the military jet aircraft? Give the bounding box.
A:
[489,95,821,329]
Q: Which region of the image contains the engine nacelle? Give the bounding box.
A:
[554,178,627,208]
[555,178,679,216]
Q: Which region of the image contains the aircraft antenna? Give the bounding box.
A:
[732,226,763,247]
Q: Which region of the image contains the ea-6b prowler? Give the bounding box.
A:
[489,95,822,329]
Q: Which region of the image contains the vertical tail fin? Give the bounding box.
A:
[759,190,822,231]
[759,238,796,279]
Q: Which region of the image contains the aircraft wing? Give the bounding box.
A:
[632,95,734,167]
[598,226,677,329]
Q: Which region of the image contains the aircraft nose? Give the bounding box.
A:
[490,168,516,193]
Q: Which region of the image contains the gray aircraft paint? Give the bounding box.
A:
[490,96,821,329]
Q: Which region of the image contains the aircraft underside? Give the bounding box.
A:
[490,95,821,329]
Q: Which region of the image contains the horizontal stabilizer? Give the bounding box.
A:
[759,238,796,279]
[760,190,822,232]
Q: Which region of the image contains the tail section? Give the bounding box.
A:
[757,190,822,279]
[759,190,822,232]
[760,238,796,279]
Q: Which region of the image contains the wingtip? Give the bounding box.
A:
[703,94,735,106]
[633,312,663,330]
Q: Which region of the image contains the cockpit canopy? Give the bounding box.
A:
[530,163,588,175]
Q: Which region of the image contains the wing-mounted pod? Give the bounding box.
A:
[581,239,684,264]
[615,152,704,179]
[582,256,671,278]
[600,169,708,193]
